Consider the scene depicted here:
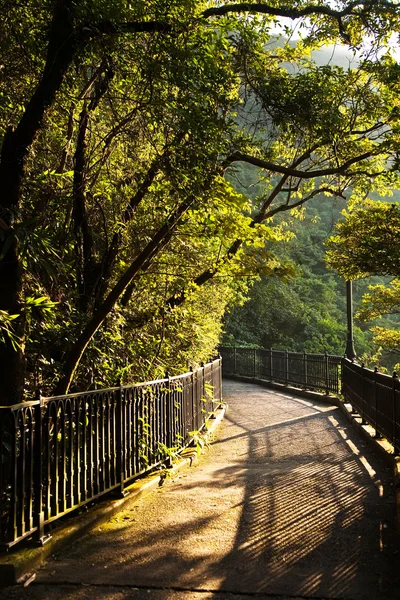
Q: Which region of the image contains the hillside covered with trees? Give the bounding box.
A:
[2,0,400,404]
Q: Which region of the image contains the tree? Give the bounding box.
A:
[2,0,400,403]
[356,280,400,359]
[1,0,244,398]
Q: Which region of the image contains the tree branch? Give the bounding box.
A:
[265,186,345,218]
[140,148,346,319]
[202,1,397,20]
[202,1,399,44]
[54,173,214,395]
[72,61,114,312]
[227,150,374,178]
[92,157,162,309]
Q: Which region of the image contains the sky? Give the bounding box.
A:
[272,16,400,65]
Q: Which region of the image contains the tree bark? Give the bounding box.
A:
[93,133,186,309]
[93,157,162,310]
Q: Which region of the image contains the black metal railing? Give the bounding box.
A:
[342,358,400,453]
[220,347,341,395]
[0,358,222,550]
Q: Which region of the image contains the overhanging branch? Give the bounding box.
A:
[202,1,399,44]
[202,1,398,20]
[227,150,374,179]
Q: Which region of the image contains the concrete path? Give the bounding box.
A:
[2,380,399,599]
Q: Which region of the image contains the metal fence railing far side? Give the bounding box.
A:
[342,358,400,454]
[0,357,222,551]
[220,347,342,395]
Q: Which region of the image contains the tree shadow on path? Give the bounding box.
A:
[213,382,399,599]
[27,381,400,600]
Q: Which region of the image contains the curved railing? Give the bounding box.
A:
[342,358,400,454]
[220,347,341,395]
[0,358,222,550]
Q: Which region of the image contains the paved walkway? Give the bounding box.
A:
[2,381,399,599]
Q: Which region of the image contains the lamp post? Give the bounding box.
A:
[345,280,357,360]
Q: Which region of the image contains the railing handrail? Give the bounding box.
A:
[221,345,341,357]
[342,356,397,380]
[0,359,218,409]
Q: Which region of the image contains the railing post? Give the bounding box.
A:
[200,362,205,428]
[190,366,195,431]
[373,367,381,438]
[209,360,217,419]
[304,351,308,387]
[341,355,346,396]
[34,390,51,546]
[7,410,18,547]
[165,371,174,449]
[253,348,256,379]
[393,371,399,455]
[285,350,288,385]
[324,352,329,395]
[233,347,237,375]
[361,363,366,424]
[269,349,273,380]
[116,380,128,497]
[219,354,223,403]
[349,363,356,413]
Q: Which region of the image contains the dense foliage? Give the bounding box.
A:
[326,199,400,366]
[2,1,400,402]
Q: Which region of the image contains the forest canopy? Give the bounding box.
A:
[2,0,400,403]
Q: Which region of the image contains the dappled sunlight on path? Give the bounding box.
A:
[215,382,397,598]
[23,380,399,600]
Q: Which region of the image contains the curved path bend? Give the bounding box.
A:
[3,380,399,600]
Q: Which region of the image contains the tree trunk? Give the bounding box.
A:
[0,0,79,405]
[93,133,186,309]
[72,63,114,312]
[93,157,162,309]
